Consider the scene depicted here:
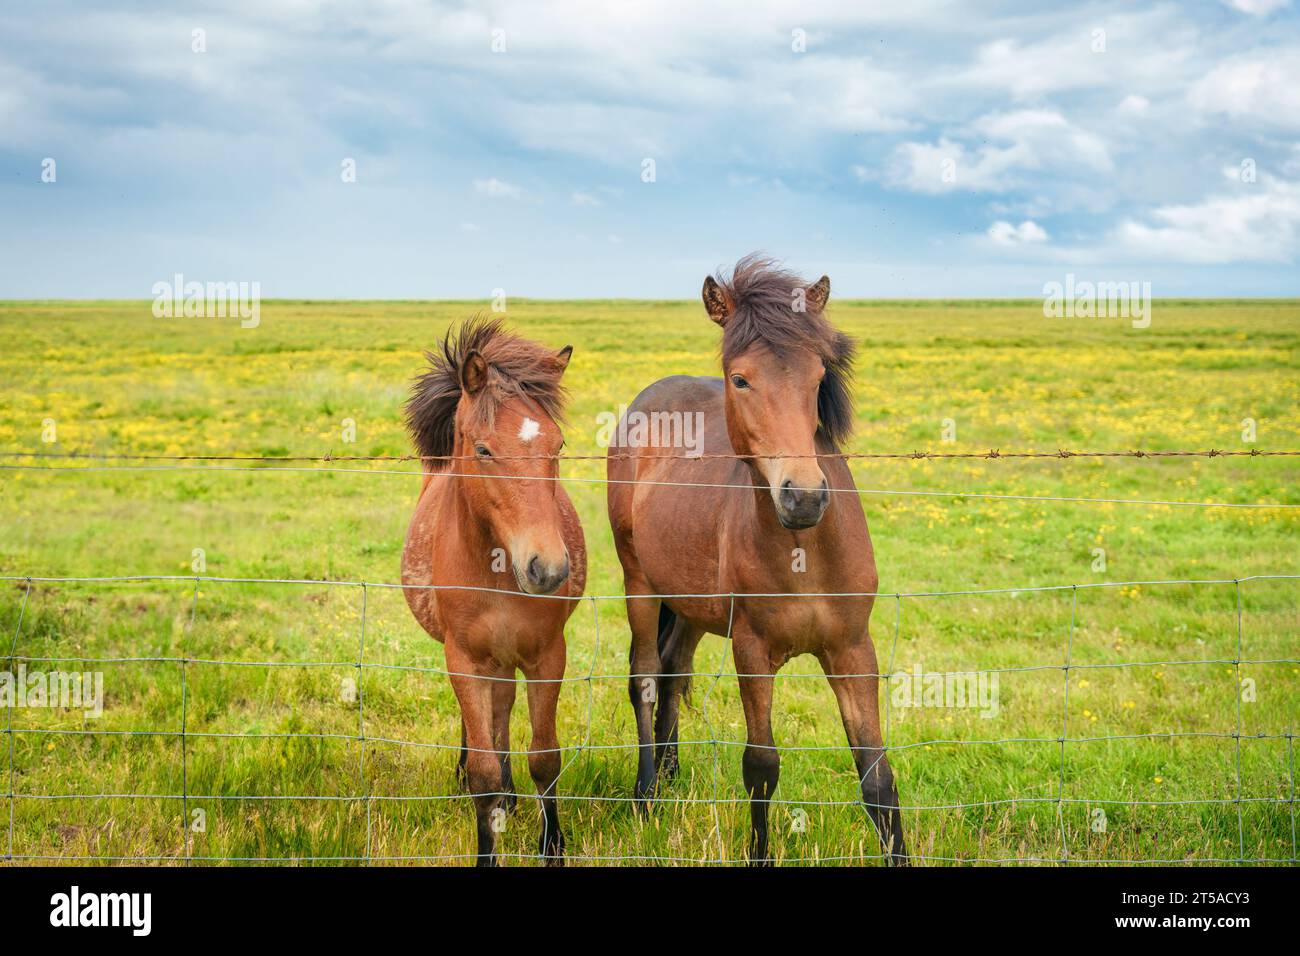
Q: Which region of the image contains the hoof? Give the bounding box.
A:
[540,840,566,865]
[633,779,657,815]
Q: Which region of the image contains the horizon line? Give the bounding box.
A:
[3,295,1299,305]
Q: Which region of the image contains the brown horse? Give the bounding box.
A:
[401,317,586,866]
[607,255,907,865]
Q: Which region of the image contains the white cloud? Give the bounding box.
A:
[1117,94,1150,116]
[975,110,1112,170]
[1284,144,1300,176]
[334,4,925,166]
[1113,177,1300,263]
[887,137,965,192]
[571,191,602,207]
[987,220,1049,245]
[954,12,1198,100]
[473,177,522,199]
[778,56,917,134]
[1189,48,1300,131]
[887,110,1112,194]
[1220,0,1291,14]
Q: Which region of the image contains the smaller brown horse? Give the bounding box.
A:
[401,317,586,866]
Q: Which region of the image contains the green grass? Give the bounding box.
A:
[0,298,1297,865]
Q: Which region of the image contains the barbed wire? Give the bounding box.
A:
[2,573,1296,866]
[2,447,1298,463]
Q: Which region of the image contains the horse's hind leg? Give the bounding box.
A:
[734,632,780,866]
[447,648,503,867]
[819,641,909,866]
[491,670,519,814]
[523,638,567,865]
[654,617,705,783]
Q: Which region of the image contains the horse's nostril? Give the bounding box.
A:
[779,480,796,505]
[527,555,543,584]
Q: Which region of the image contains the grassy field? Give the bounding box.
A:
[0,298,1297,866]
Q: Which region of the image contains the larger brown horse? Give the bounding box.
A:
[607,255,907,865]
[401,317,586,866]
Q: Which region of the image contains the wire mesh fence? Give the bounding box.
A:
[2,439,1297,864]
[3,572,1296,865]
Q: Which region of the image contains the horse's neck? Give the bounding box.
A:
[728,462,868,574]
[426,474,493,573]
[738,480,790,537]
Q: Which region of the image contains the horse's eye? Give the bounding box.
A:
[730,374,750,390]
[474,444,492,458]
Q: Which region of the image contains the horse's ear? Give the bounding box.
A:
[555,345,573,373]
[461,350,489,394]
[702,276,734,326]
[806,275,830,312]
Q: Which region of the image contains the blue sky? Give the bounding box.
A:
[1,0,1298,298]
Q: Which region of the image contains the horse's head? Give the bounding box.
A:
[702,256,856,531]
[455,348,574,593]
[407,318,575,595]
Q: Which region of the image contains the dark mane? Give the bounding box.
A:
[405,316,568,469]
[715,253,857,448]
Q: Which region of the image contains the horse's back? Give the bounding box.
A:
[607,373,733,518]
[607,373,730,471]
[607,375,738,630]
[623,374,724,420]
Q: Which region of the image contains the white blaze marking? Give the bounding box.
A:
[519,417,541,442]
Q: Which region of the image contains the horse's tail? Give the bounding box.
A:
[656,604,692,703]
[655,604,676,657]
[625,604,691,702]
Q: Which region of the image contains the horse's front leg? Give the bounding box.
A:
[734,632,780,867]
[447,646,503,867]
[523,637,567,865]
[491,667,519,814]
[819,640,909,866]
[456,719,468,787]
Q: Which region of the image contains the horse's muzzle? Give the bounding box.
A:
[517,553,570,595]
[776,479,830,530]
